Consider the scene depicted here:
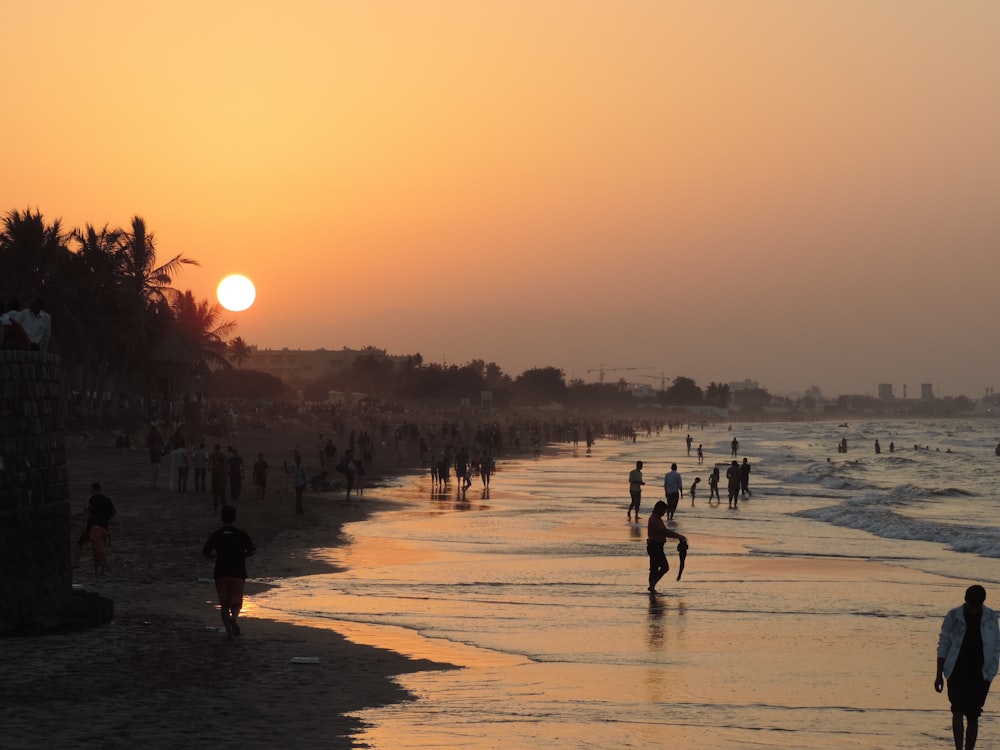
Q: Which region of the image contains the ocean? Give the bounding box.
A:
[257,419,1000,749]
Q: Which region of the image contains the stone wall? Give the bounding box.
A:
[0,350,72,631]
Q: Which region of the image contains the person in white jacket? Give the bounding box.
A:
[935,584,1000,750]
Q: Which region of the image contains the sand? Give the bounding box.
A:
[0,421,453,750]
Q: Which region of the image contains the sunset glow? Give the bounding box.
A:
[3,1,999,395]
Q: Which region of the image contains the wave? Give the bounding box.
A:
[795,499,1000,558]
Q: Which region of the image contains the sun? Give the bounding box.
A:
[216,274,256,312]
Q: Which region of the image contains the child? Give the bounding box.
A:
[690,476,701,506]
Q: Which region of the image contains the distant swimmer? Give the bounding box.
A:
[890,442,895,453]
[627,461,645,522]
[875,439,881,455]
[646,500,687,593]
[996,442,1000,457]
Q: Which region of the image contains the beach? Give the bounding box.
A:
[256,419,1000,748]
[5,417,1000,749]
[0,422,453,750]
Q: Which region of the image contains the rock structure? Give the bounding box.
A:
[0,350,108,633]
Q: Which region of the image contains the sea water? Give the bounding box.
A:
[257,419,1000,749]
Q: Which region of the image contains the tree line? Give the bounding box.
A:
[2,207,744,416]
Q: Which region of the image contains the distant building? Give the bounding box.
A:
[921,383,934,400]
[878,383,894,401]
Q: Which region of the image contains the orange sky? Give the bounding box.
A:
[3,1,998,396]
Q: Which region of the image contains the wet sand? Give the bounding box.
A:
[0,424,452,750]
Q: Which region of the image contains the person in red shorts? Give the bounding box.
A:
[202,505,256,640]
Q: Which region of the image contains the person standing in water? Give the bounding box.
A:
[646,500,687,593]
[663,463,683,521]
[708,466,721,504]
[726,460,741,508]
[936,584,1000,750]
[627,461,645,522]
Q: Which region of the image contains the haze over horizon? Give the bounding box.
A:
[3,2,998,398]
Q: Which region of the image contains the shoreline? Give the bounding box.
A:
[0,425,454,749]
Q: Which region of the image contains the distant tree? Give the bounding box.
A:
[704,382,730,408]
[732,387,771,412]
[228,336,252,368]
[566,381,633,409]
[171,290,236,369]
[512,367,567,406]
[661,376,704,405]
[201,368,287,399]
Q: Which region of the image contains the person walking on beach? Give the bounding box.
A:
[284,451,308,515]
[646,500,687,593]
[146,425,163,489]
[210,444,228,512]
[740,457,752,498]
[726,460,741,508]
[627,461,645,522]
[708,466,721,505]
[697,444,704,464]
[686,434,693,457]
[481,452,495,490]
[690,476,700,506]
[202,505,256,641]
[76,482,116,573]
[253,452,269,500]
[191,442,208,493]
[663,463,683,521]
[936,584,1000,750]
[731,437,739,457]
[228,448,244,504]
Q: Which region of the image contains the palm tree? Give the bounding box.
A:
[171,290,237,370]
[65,224,132,414]
[0,207,70,300]
[117,216,200,308]
[228,336,252,368]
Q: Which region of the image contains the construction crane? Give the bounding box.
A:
[637,372,670,391]
[587,364,641,384]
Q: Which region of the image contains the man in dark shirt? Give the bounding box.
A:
[75,482,117,572]
[77,482,116,545]
[202,506,255,640]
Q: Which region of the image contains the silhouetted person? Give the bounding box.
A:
[202,505,255,641]
[627,460,645,522]
[936,584,1000,750]
[646,500,686,593]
